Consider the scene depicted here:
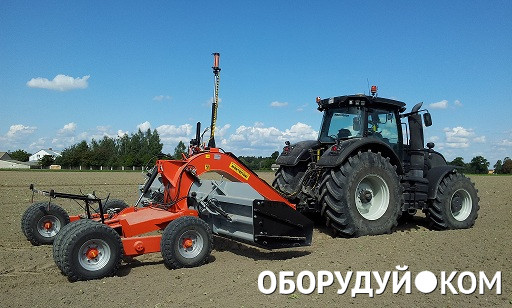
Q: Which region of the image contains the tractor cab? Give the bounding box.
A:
[315,93,407,161]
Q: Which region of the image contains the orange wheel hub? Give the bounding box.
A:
[86,248,99,260]
[183,238,193,249]
[43,221,53,230]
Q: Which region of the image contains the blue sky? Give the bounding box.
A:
[1,1,511,165]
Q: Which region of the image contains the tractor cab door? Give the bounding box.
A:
[365,108,403,159]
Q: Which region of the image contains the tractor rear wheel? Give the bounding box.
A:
[21,202,70,245]
[319,150,402,236]
[161,216,213,269]
[426,173,479,230]
[59,220,123,281]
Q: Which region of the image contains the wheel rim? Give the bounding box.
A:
[450,189,472,221]
[177,230,204,259]
[78,239,111,271]
[36,215,61,238]
[355,174,390,220]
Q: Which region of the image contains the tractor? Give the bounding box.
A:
[272,86,480,236]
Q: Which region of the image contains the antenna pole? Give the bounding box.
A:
[208,53,221,148]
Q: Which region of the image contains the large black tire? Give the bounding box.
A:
[21,202,70,245]
[426,173,479,230]
[60,220,123,281]
[319,150,402,236]
[272,164,307,203]
[52,219,89,273]
[161,216,213,269]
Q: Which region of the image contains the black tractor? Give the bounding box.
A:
[273,88,479,236]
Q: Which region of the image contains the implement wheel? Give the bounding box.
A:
[52,219,89,273]
[161,216,213,269]
[21,202,69,245]
[60,220,123,281]
[96,198,129,214]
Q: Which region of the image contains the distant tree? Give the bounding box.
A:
[467,156,489,174]
[173,141,187,159]
[502,158,512,174]
[493,160,503,174]
[39,155,55,168]
[9,149,31,162]
[271,151,279,160]
[449,157,466,167]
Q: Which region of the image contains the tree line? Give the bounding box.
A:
[6,141,512,174]
[448,156,512,174]
[55,129,163,168]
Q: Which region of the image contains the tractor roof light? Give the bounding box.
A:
[371,85,378,97]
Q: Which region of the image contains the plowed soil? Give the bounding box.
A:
[0,171,510,307]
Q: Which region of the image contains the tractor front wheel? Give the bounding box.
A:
[21,202,70,245]
[426,173,479,230]
[161,216,213,269]
[319,150,402,236]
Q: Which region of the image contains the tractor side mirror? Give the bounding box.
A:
[353,117,361,131]
[423,112,432,127]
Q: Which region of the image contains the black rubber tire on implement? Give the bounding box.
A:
[161,216,213,269]
[52,219,90,273]
[101,198,129,213]
[319,150,402,237]
[60,220,123,281]
[272,164,307,203]
[426,173,479,230]
[22,202,70,245]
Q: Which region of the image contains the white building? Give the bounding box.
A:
[0,152,31,169]
[29,148,61,162]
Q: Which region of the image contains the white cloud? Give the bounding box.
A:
[153,95,172,101]
[270,101,288,107]
[427,136,440,142]
[117,130,128,138]
[454,99,463,107]
[29,138,48,151]
[443,126,485,149]
[498,139,512,146]
[27,74,90,91]
[58,122,77,135]
[429,100,448,109]
[473,136,486,143]
[137,121,152,132]
[226,122,317,155]
[6,124,37,138]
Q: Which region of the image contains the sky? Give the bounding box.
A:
[1,1,511,165]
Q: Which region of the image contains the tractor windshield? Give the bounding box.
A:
[318,107,364,143]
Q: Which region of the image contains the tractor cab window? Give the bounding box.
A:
[318,107,364,142]
[366,109,400,147]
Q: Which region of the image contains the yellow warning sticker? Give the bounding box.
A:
[205,164,210,171]
[205,154,210,159]
[229,162,250,180]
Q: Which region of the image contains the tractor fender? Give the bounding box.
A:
[316,138,404,174]
[275,140,320,166]
[426,165,457,199]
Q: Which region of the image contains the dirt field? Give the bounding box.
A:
[0,170,510,307]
